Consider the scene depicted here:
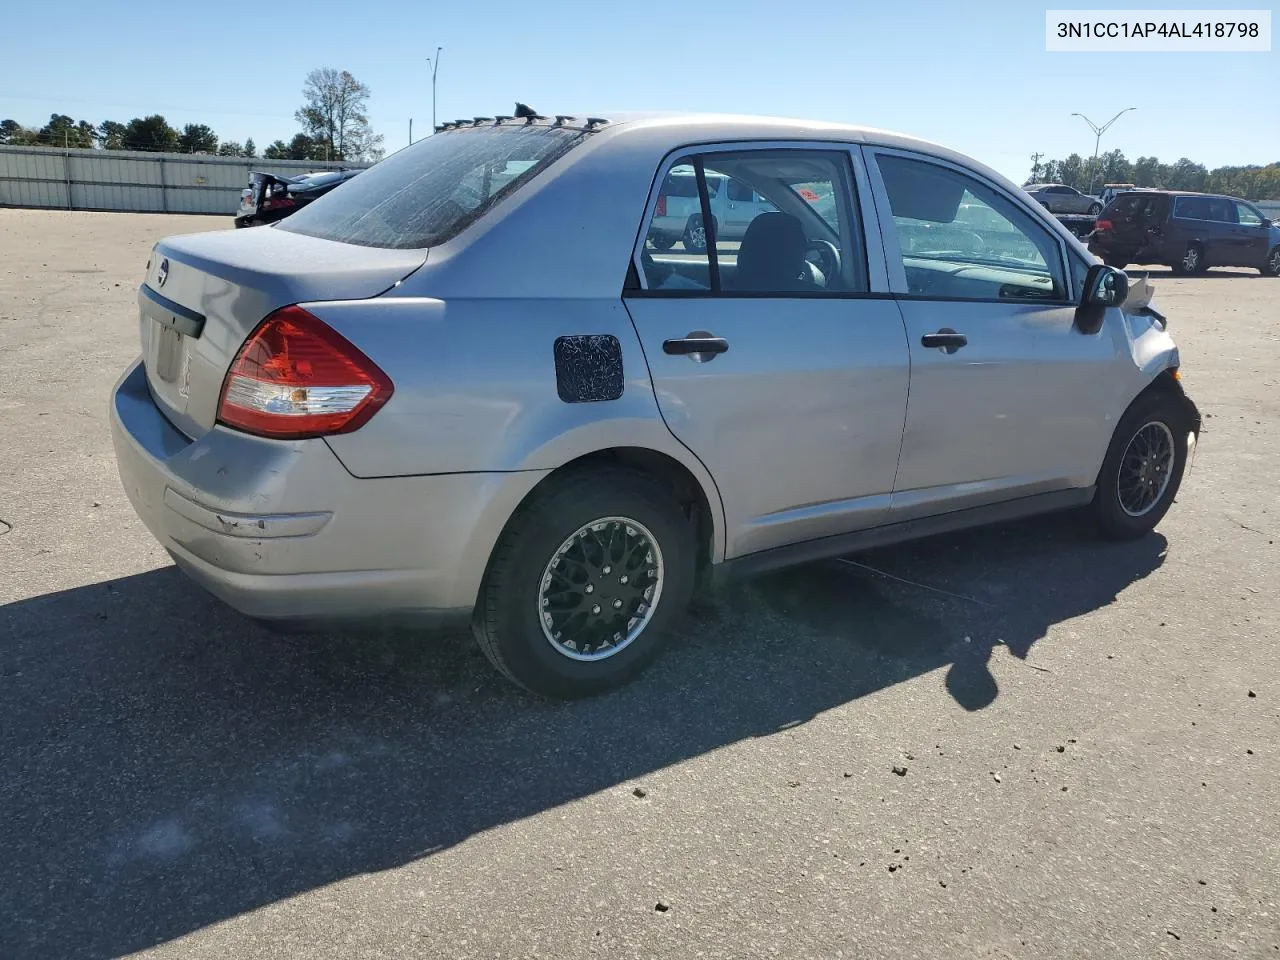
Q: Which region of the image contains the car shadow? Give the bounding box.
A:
[0,513,1167,959]
[1126,265,1261,279]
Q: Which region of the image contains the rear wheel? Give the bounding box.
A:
[648,235,676,252]
[1261,245,1280,277]
[1103,253,1130,269]
[1088,203,1102,215]
[473,469,697,698]
[1172,242,1206,275]
[682,216,712,253]
[1090,391,1190,540]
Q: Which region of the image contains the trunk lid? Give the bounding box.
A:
[138,225,425,439]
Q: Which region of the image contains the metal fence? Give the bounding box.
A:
[0,145,370,215]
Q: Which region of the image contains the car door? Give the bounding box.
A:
[1202,197,1237,265]
[1046,186,1073,213]
[625,143,911,559]
[864,148,1128,520]
[1232,200,1271,267]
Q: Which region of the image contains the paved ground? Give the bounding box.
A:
[1,209,1278,960]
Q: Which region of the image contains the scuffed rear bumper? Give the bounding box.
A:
[109,358,547,624]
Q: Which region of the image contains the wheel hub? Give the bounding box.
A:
[538,517,664,661]
[1117,421,1176,518]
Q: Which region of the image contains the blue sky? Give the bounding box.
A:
[2,0,1274,183]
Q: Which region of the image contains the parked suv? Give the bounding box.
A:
[1089,190,1280,276]
[1024,183,1103,215]
[647,168,778,251]
[110,112,1201,699]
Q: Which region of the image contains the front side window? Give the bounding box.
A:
[276,125,586,249]
[876,154,1066,302]
[1235,202,1264,227]
[638,148,868,296]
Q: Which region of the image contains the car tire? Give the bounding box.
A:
[473,468,698,699]
[682,216,712,254]
[1171,242,1206,275]
[1088,203,1102,215]
[648,235,676,252]
[1090,391,1191,541]
[1261,245,1280,277]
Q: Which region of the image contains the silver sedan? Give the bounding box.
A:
[111,111,1201,698]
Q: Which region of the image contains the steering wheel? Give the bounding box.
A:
[805,239,841,283]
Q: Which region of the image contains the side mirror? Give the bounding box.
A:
[1075,263,1129,334]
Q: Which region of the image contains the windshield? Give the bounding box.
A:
[277,125,587,249]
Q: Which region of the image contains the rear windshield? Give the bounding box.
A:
[276,125,587,249]
[1106,193,1166,218]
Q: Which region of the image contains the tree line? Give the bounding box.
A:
[1029,149,1280,200]
[0,68,384,163]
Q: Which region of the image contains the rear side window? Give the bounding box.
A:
[1174,196,1211,221]
[276,125,586,249]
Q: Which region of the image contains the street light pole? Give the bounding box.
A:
[426,47,443,134]
[1071,107,1137,195]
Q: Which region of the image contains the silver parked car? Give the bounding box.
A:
[110,111,1201,698]
[1024,183,1103,215]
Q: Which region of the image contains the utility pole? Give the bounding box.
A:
[1071,107,1137,195]
[409,118,413,145]
[1030,152,1044,183]
[426,47,442,133]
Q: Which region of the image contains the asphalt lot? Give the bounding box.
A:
[1,209,1278,960]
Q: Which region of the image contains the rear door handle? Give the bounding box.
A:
[663,334,729,358]
[920,330,967,354]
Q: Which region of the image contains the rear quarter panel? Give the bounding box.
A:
[310,297,725,559]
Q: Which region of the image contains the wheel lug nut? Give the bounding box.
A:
[585,584,594,594]
[613,599,623,609]
[620,575,629,584]
[602,565,611,575]
[591,604,601,615]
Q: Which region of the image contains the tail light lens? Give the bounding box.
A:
[655,195,667,217]
[216,305,394,440]
[1095,219,1113,231]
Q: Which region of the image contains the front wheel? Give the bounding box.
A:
[1261,245,1280,277]
[473,469,697,698]
[1090,392,1191,540]
[1088,203,1102,215]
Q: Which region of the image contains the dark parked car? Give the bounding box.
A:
[234,169,362,228]
[1024,183,1103,215]
[1089,190,1280,276]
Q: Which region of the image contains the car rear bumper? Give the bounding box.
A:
[109,358,548,624]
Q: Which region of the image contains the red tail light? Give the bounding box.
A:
[216,305,394,440]
[655,195,667,217]
[1095,219,1113,231]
